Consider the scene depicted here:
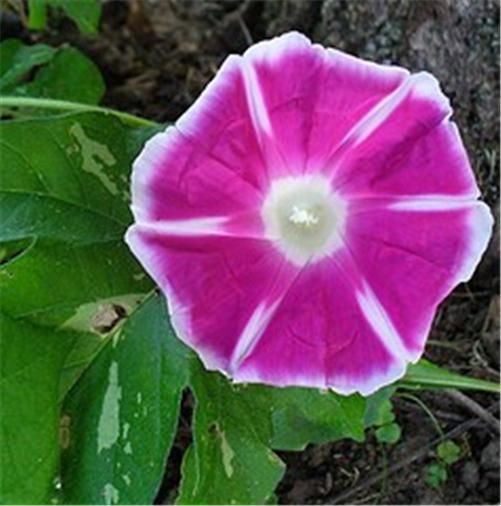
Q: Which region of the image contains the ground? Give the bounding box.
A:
[12,0,500,504]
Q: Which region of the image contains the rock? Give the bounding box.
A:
[419,487,442,505]
[286,477,323,504]
[461,461,480,490]
[480,441,500,471]
[456,485,466,500]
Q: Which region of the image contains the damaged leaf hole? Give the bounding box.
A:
[92,303,128,334]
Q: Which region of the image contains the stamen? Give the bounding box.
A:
[261,175,346,266]
[289,205,319,227]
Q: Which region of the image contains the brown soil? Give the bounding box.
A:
[14,0,500,504]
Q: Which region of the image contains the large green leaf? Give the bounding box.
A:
[177,377,367,503]
[0,40,104,105]
[0,112,156,503]
[27,0,101,35]
[0,113,154,326]
[177,365,285,505]
[61,294,190,505]
[0,311,89,504]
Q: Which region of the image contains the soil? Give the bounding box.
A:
[9,0,500,504]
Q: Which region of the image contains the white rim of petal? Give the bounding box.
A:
[334,71,452,156]
[230,350,408,396]
[456,201,494,283]
[125,226,231,373]
[130,127,175,223]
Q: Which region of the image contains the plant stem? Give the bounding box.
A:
[397,392,444,437]
[400,370,500,394]
[0,96,159,128]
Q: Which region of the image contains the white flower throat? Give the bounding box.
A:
[262,175,346,266]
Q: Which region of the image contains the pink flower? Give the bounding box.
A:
[126,32,493,395]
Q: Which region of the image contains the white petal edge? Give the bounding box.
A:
[231,353,407,396]
[456,201,494,283]
[130,128,174,223]
[339,71,452,150]
[125,225,228,373]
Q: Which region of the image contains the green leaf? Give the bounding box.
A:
[27,0,48,29]
[0,113,153,327]
[0,40,104,105]
[364,386,397,428]
[61,294,190,504]
[369,399,395,427]
[0,112,156,503]
[21,46,105,104]
[28,0,101,34]
[437,440,462,465]
[401,359,500,393]
[425,463,448,489]
[0,311,87,503]
[177,365,285,505]
[0,39,56,92]
[375,422,401,444]
[57,0,101,34]
[177,376,368,503]
[269,388,366,450]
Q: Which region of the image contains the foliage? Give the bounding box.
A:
[27,0,101,35]
[425,463,449,490]
[425,440,462,489]
[0,39,104,106]
[436,440,462,465]
[0,103,371,505]
[0,40,498,505]
[363,387,402,445]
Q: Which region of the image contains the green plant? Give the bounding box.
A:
[27,0,101,34]
[425,440,463,489]
[0,39,498,505]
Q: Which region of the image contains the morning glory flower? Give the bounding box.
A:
[125,32,493,395]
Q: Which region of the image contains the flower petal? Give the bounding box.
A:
[131,55,273,224]
[329,76,479,198]
[233,255,409,395]
[345,201,493,357]
[125,226,298,372]
[126,32,493,396]
[243,32,409,173]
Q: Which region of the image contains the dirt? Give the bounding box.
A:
[12,0,500,504]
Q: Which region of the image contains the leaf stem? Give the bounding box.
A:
[0,96,159,128]
[400,370,500,394]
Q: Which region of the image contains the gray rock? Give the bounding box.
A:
[480,441,500,471]
[461,460,480,490]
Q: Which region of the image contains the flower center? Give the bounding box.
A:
[289,206,320,227]
[262,175,346,266]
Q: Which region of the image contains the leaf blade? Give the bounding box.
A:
[61,294,190,505]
